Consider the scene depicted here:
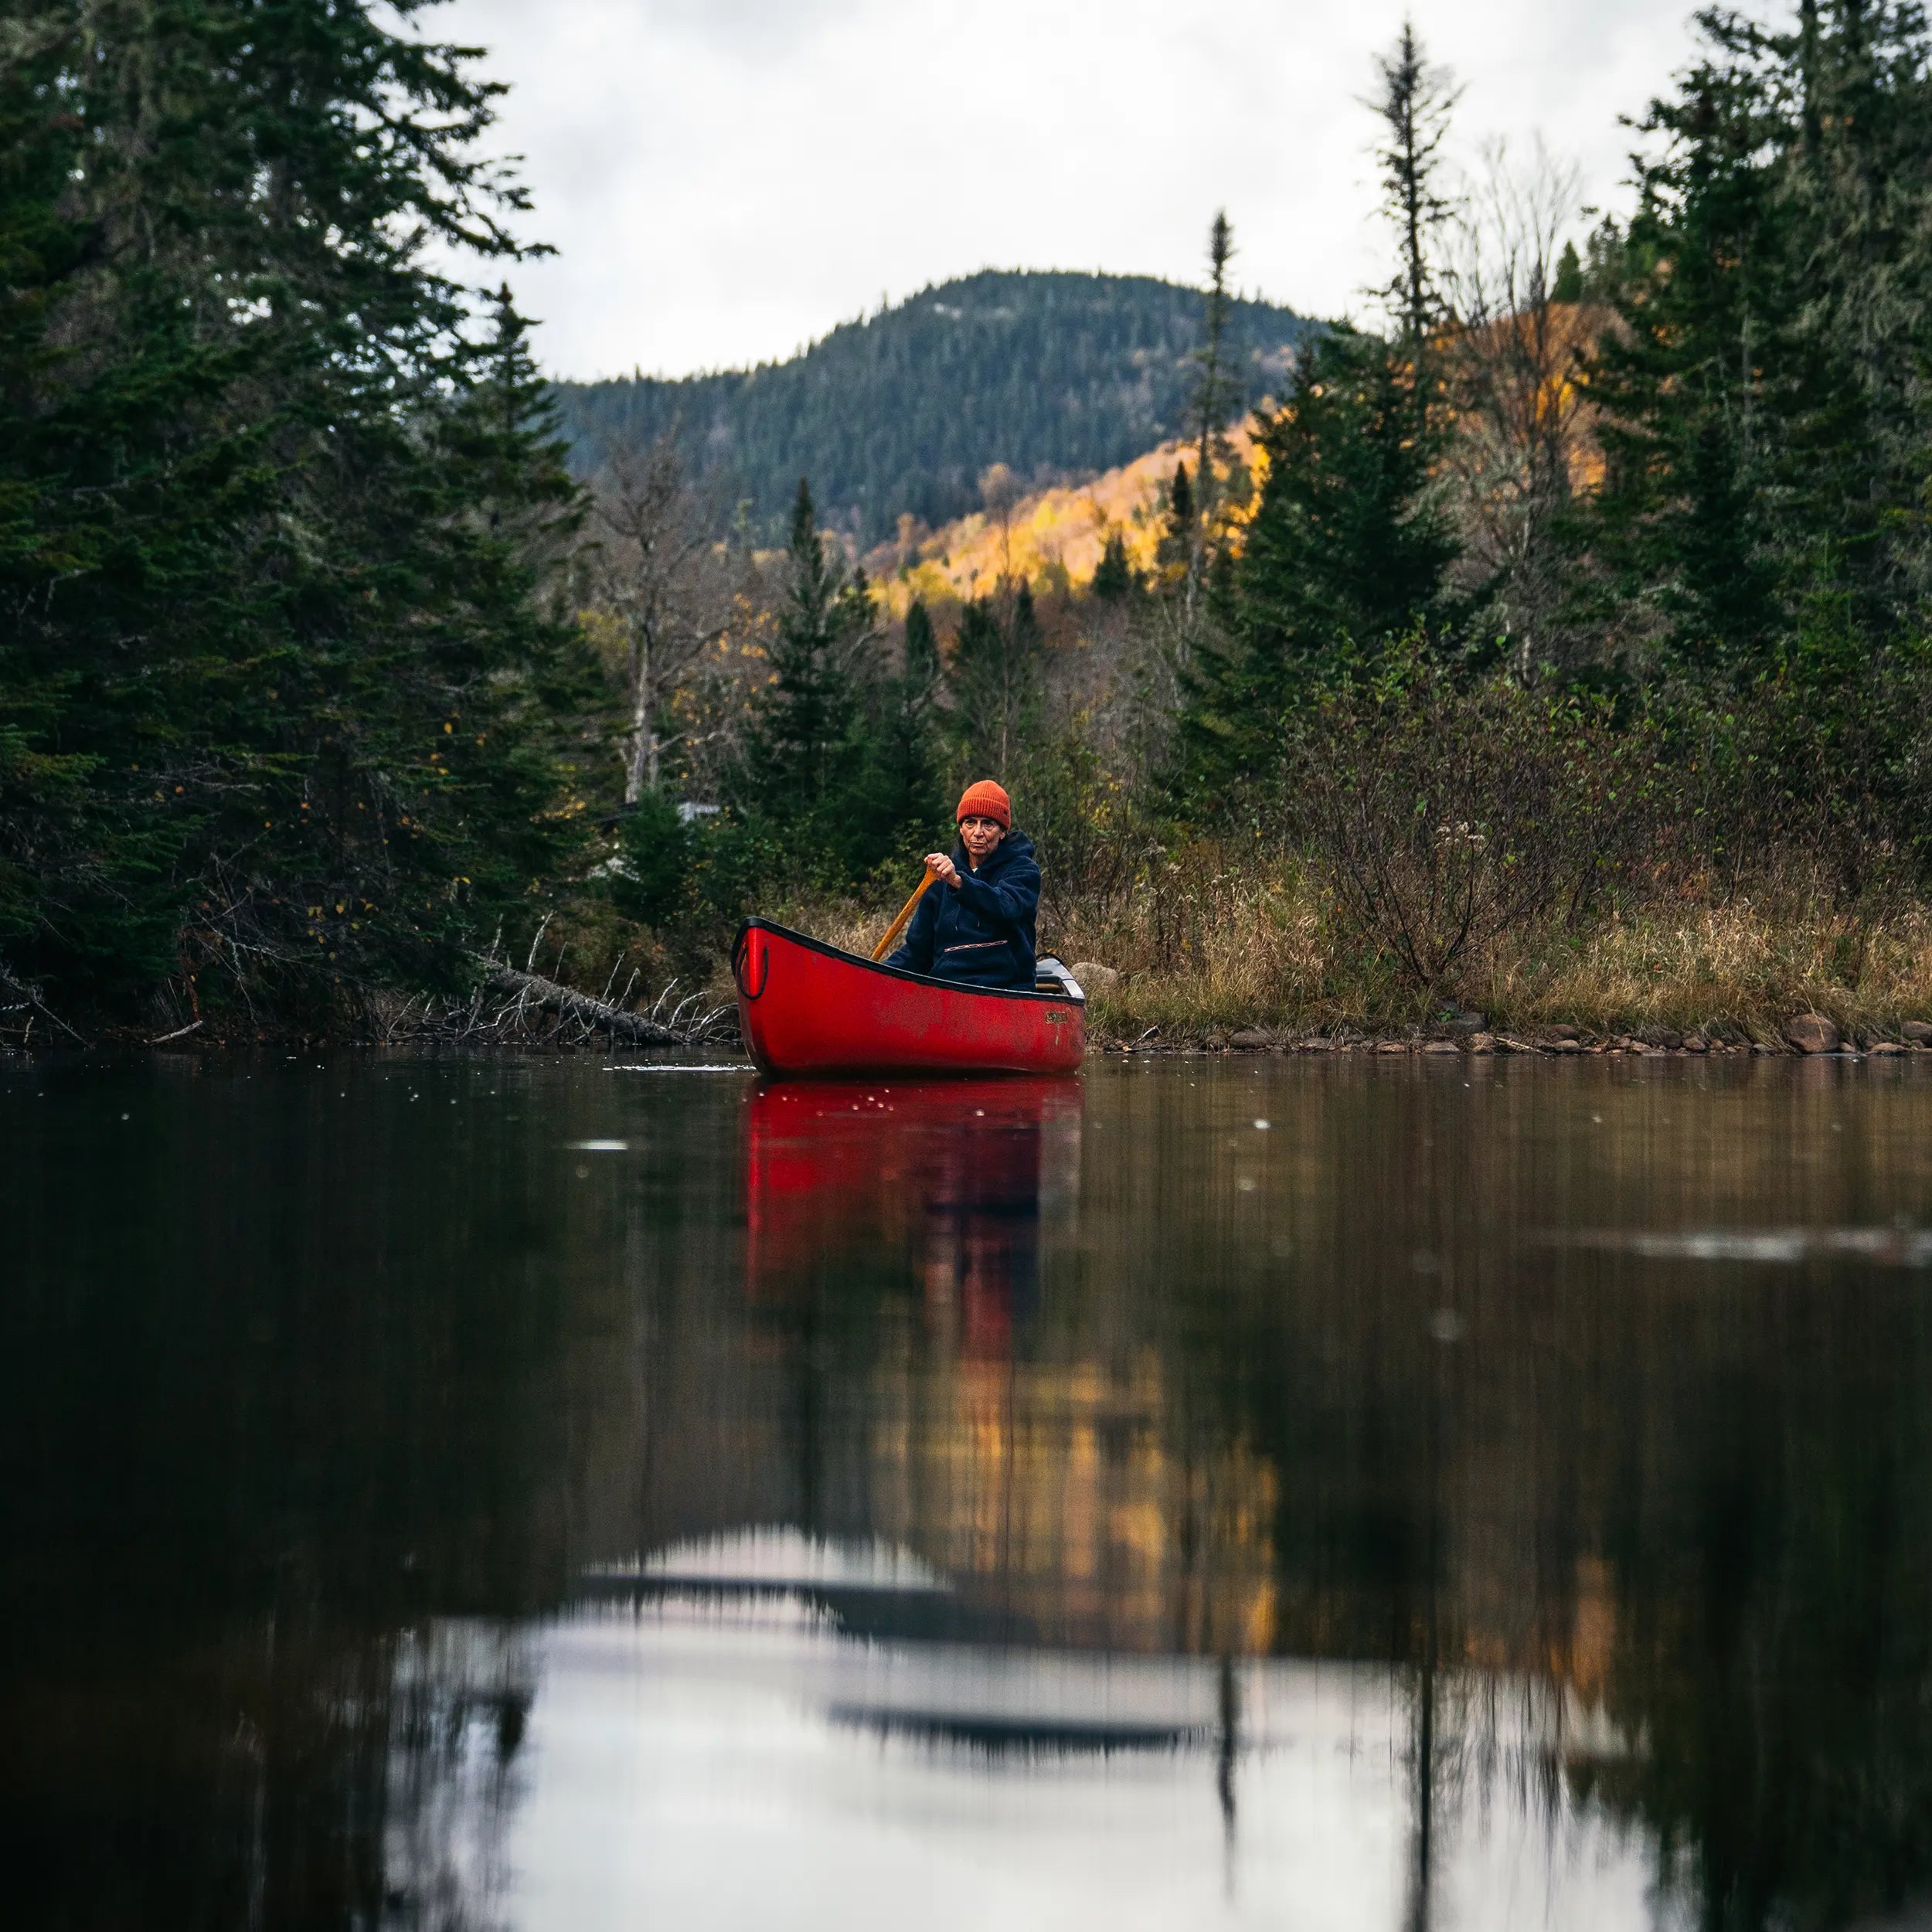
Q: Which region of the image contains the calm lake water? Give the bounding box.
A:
[9,1050,1932,1930]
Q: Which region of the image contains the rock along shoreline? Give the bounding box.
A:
[1102,1017,1932,1060]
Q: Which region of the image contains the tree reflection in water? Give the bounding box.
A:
[6,1055,1932,1929]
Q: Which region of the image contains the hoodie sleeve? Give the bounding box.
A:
[953,845,1039,932]
[883,879,940,975]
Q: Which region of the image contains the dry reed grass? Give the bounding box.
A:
[1062,864,1932,1043]
[1483,893,1932,1041]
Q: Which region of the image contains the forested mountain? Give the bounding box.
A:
[551,270,1316,543]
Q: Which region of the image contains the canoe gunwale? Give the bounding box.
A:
[732,917,1086,1009]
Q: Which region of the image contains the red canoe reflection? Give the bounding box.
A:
[745,1078,1082,1354]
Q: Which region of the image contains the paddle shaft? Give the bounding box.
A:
[872,866,938,961]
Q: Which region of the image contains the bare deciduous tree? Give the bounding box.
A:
[978,461,1021,590]
[1444,141,1597,675]
[586,437,738,802]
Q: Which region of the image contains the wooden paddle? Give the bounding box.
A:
[872,864,937,961]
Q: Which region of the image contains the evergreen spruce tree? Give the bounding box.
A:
[1573,46,1792,670]
[1173,21,1464,819]
[1187,213,1243,597]
[944,583,1045,781]
[1785,0,1932,626]
[1553,240,1585,303]
[1092,532,1138,600]
[1581,216,1629,299]
[849,599,945,870]
[1175,327,1459,813]
[0,0,587,1026]
[1573,2,1932,672]
[1154,463,1196,590]
[903,598,940,687]
[1371,21,1461,397]
[727,478,937,885]
[1014,580,1045,665]
[1560,3,1932,888]
[730,480,870,869]
[1167,40,1460,815]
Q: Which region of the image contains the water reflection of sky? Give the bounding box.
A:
[9,1053,1932,1930]
[493,1586,1660,1932]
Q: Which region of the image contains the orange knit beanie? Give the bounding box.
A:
[955,779,1011,828]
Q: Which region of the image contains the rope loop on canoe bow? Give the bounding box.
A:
[732,928,769,1002]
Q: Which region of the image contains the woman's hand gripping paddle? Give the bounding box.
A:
[871,866,937,962]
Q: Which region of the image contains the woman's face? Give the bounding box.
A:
[959,815,1005,862]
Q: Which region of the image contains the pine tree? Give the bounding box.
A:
[1188,212,1243,597]
[1175,328,1459,813]
[733,481,869,828]
[903,598,940,686]
[1155,463,1196,589]
[1781,0,1932,627]
[1556,3,1932,893]
[1245,331,1458,664]
[944,583,1045,781]
[1552,240,1584,303]
[1581,216,1628,299]
[1573,2,1932,672]
[1573,46,1795,671]
[849,600,945,869]
[726,478,939,885]
[1168,26,1466,821]
[1371,22,1461,372]
[0,1,588,1026]
[1092,532,1138,600]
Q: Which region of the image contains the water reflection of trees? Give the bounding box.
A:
[730,1062,1932,1930]
[1580,1338,1932,1931]
[1,1067,628,1930]
[1111,1062,1932,1932]
[11,1060,1932,1930]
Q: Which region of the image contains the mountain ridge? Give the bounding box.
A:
[549,268,1316,546]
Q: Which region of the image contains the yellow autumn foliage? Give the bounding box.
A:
[862,303,1612,617]
[865,425,1266,617]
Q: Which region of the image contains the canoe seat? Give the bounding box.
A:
[1034,957,1086,1002]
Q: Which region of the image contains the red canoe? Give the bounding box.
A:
[732,917,1086,1077]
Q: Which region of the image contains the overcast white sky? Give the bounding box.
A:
[437,0,1719,382]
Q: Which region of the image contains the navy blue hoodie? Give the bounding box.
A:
[885,829,1039,989]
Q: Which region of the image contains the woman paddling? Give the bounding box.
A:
[885,781,1040,991]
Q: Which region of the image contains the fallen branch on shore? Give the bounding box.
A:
[480,963,691,1045]
[379,930,736,1051]
[0,958,87,1046]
